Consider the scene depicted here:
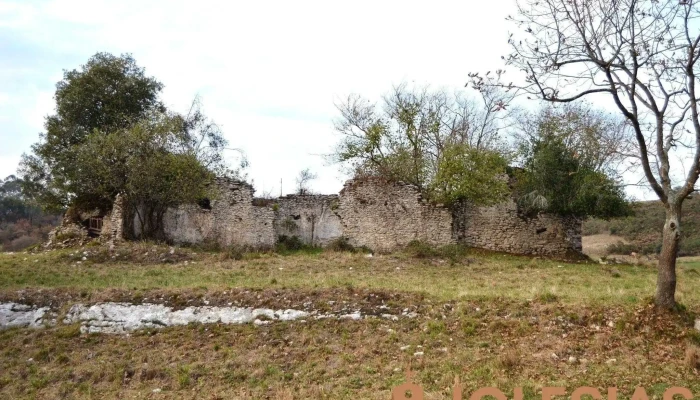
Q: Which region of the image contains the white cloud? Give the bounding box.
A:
[0,155,21,179]
[2,0,653,199]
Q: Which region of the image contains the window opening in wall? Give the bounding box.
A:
[198,198,212,210]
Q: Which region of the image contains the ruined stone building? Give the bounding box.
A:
[104,177,581,257]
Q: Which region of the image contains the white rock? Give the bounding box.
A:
[414,351,424,356]
[382,314,399,321]
[695,319,700,331]
[340,311,362,320]
[61,303,311,334]
[568,356,577,364]
[0,303,53,329]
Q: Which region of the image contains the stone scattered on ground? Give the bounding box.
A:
[0,300,417,334]
[64,303,311,334]
[0,303,54,329]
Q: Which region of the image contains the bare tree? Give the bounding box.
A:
[296,168,317,195]
[514,102,636,176]
[470,0,700,308]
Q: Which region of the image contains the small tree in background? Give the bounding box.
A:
[513,103,632,219]
[296,168,317,195]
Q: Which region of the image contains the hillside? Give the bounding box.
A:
[584,195,700,256]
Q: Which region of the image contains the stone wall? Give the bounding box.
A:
[122,176,582,258]
[335,178,455,252]
[101,193,126,246]
[453,199,582,256]
[274,195,343,245]
[160,179,276,249]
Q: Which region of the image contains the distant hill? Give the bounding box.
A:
[583,195,700,256]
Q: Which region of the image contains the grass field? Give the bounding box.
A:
[1,243,699,399]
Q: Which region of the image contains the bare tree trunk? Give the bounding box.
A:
[655,204,681,309]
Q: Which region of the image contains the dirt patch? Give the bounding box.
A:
[582,233,628,258]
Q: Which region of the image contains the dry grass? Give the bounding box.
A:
[686,345,700,370]
[1,243,699,399]
[0,300,698,399]
[2,242,700,306]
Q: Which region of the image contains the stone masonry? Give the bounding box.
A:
[274,195,343,246]
[114,176,582,257]
[336,178,455,252]
[161,179,276,248]
[453,199,582,257]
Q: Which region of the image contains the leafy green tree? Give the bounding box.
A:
[430,144,509,206]
[19,53,239,238]
[515,132,630,219]
[0,176,42,224]
[20,52,165,211]
[72,113,213,237]
[333,83,513,206]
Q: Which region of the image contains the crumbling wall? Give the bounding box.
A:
[453,199,582,257]
[128,176,581,257]
[336,178,455,252]
[101,193,125,246]
[161,179,276,248]
[274,195,343,245]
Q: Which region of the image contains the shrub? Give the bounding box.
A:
[405,240,439,258]
[275,235,321,255]
[5,235,40,252]
[220,246,244,261]
[276,235,306,251]
[325,237,355,252]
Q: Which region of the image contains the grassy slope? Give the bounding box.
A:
[1,244,699,399]
[584,195,700,256]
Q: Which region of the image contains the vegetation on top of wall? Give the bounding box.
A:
[514,133,630,219]
[512,104,631,220]
[331,83,512,207]
[18,52,244,239]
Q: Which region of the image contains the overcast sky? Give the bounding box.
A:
[0,0,655,199]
